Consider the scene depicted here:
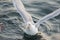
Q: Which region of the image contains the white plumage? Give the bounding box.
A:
[12,0,60,35]
[35,8,60,28]
[12,0,38,35]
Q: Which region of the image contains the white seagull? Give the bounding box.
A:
[12,0,60,35]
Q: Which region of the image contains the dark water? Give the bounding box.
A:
[0,0,60,40]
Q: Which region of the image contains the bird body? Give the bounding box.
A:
[12,0,60,35]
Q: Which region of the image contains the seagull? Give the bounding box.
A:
[12,0,60,35]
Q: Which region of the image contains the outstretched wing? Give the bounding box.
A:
[35,8,60,27]
[12,0,34,24]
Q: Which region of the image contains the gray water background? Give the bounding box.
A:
[0,0,60,40]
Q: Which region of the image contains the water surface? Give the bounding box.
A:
[0,0,60,40]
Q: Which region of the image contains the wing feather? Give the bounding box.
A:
[35,8,60,27]
[12,0,34,24]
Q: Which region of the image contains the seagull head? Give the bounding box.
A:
[24,22,38,35]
